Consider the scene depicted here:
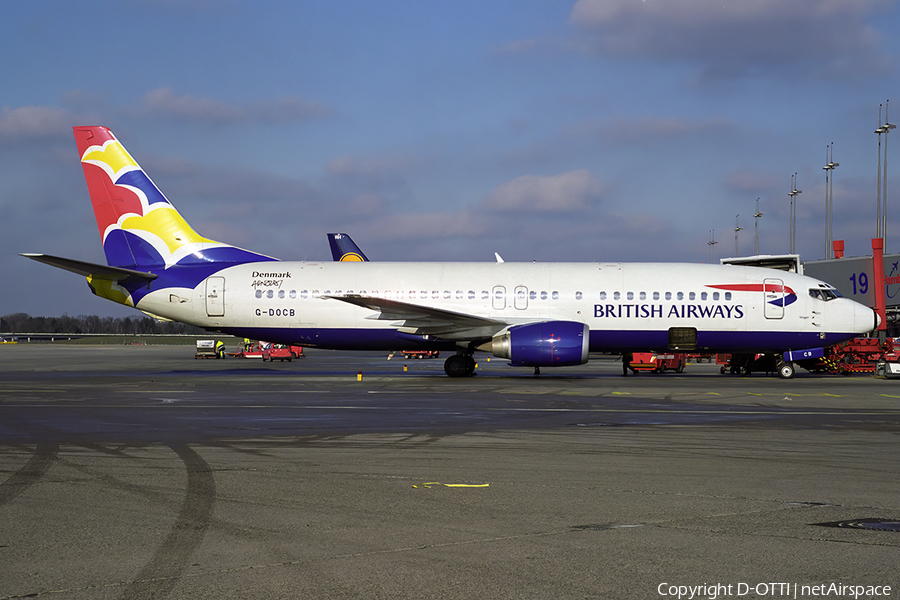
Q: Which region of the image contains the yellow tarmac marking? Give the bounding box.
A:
[413,482,490,489]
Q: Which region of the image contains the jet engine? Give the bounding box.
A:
[488,321,589,367]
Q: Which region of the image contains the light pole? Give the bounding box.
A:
[788,173,801,254]
[823,143,838,258]
[754,198,763,256]
[708,229,717,263]
[884,100,896,249]
[876,103,885,240]
[734,214,742,257]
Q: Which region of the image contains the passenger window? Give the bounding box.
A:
[725,292,732,301]
[278,290,285,299]
[575,291,583,300]
[530,291,537,300]
[689,292,695,300]
[482,290,489,300]
[701,292,707,301]
[267,290,274,299]
[468,291,476,300]
[432,291,439,299]
[301,290,308,299]
[600,291,607,300]
[713,292,719,301]
[639,291,646,300]
[627,291,634,300]
[653,291,660,300]
[541,291,548,300]
[552,291,559,300]
[665,292,672,300]
[614,291,621,300]
[312,290,320,298]
[290,290,296,299]
[456,290,463,299]
[255,290,262,299]
[444,291,451,299]
[677,292,684,300]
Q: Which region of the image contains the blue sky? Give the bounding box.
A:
[2,0,899,317]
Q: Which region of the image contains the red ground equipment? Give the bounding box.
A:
[630,352,686,373]
[402,350,440,359]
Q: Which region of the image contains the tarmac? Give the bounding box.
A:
[1,344,899,599]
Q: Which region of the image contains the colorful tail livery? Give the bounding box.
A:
[23,126,878,378]
[74,126,274,270]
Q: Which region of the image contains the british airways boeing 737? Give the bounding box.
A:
[23,126,877,378]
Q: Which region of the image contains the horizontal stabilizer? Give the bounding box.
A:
[20,253,158,285]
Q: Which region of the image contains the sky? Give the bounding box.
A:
[2,0,899,318]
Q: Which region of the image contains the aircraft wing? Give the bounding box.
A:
[20,253,158,285]
[324,294,507,340]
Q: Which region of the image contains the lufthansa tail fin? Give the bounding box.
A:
[327,233,369,262]
[73,126,276,270]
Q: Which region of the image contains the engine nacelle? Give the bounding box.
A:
[490,321,589,367]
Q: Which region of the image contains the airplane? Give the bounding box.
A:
[328,233,369,262]
[22,126,878,378]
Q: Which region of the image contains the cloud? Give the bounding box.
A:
[482,169,606,212]
[139,88,331,123]
[0,106,77,139]
[568,0,892,79]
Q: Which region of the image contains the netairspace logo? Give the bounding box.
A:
[657,582,892,599]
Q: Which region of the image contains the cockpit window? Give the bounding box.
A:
[810,288,842,301]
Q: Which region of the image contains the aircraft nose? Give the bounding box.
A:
[859,303,881,333]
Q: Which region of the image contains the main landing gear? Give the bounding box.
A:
[444,352,476,377]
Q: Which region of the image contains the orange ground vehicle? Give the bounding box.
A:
[630,352,686,373]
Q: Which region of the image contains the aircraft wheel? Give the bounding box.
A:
[777,361,795,379]
[465,355,476,376]
[444,354,469,377]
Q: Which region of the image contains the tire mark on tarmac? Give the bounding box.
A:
[0,443,58,506]
[121,445,215,600]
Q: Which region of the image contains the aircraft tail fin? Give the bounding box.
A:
[73,126,276,270]
[327,233,369,262]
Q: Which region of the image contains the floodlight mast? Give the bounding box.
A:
[823,143,838,258]
[788,173,801,254]
[884,100,896,249]
[753,197,763,256]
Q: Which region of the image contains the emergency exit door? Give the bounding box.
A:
[206,276,225,317]
[763,278,784,320]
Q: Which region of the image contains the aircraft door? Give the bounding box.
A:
[514,286,528,310]
[206,276,225,317]
[492,285,506,310]
[763,278,784,320]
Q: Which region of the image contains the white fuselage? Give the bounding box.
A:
[134,261,876,353]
